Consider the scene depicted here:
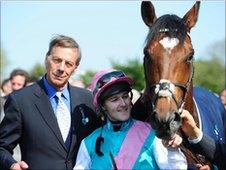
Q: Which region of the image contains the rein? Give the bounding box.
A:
[179,143,208,167]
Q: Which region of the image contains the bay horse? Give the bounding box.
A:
[131,1,226,168]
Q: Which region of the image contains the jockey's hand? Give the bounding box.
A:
[196,164,210,170]
[162,133,182,148]
[10,161,28,170]
[180,109,202,140]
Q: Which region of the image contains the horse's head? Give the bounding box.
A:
[142,1,200,140]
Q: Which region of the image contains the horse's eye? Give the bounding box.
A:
[187,54,193,62]
[186,50,194,62]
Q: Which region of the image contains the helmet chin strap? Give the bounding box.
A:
[108,117,127,124]
[108,118,131,132]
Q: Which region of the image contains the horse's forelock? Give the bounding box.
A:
[146,14,187,45]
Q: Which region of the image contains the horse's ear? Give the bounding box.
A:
[183,1,200,32]
[141,1,157,27]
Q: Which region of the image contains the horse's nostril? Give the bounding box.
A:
[169,111,181,123]
[150,111,158,129]
[174,112,182,122]
[169,112,182,131]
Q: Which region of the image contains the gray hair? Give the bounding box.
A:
[46,35,82,66]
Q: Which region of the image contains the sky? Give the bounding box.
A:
[1,1,225,79]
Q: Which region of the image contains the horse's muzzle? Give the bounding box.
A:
[150,111,182,140]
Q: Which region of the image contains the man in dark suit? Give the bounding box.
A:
[0,35,101,170]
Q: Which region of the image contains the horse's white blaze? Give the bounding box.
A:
[159,37,179,53]
[155,79,175,98]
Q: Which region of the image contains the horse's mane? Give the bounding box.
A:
[145,14,188,45]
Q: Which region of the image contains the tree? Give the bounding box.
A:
[79,70,96,88]
[194,59,225,94]
[193,40,225,94]
[111,58,145,91]
[29,63,45,82]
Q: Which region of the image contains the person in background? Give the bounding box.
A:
[0,35,101,170]
[74,69,187,170]
[1,78,12,97]
[219,89,226,109]
[0,78,12,121]
[9,69,29,91]
[1,69,29,121]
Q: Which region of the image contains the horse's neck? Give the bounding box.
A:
[184,83,200,127]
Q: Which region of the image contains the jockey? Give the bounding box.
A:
[74,69,187,169]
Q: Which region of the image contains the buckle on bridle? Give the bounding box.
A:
[159,82,170,90]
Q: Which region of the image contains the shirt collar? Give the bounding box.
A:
[43,75,70,100]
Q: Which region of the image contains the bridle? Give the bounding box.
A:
[144,46,209,166]
[143,32,194,115]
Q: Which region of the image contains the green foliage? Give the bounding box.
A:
[194,59,225,94]
[111,58,145,91]
[79,70,96,88]
[194,39,225,94]
[29,63,45,81]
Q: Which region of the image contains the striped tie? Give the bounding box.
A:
[55,92,71,142]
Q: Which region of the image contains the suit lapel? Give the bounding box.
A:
[68,85,80,155]
[33,79,67,151]
[69,85,79,117]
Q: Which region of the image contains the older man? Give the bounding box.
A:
[0,35,101,170]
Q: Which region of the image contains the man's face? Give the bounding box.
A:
[45,46,78,90]
[2,80,12,95]
[11,75,26,91]
[220,90,226,106]
[103,91,131,122]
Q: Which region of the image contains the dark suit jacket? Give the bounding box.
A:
[0,79,101,170]
[191,134,226,170]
